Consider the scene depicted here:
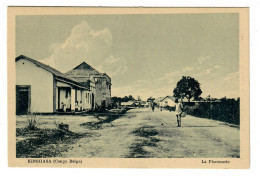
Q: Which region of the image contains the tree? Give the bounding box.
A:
[147,96,155,102]
[206,95,211,101]
[173,76,202,102]
[128,95,135,101]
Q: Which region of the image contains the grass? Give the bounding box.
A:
[16,108,131,158]
[16,127,91,158]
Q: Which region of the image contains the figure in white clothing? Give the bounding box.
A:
[62,102,67,112]
[175,98,183,127]
[75,101,79,111]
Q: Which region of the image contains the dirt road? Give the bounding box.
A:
[61,108,240,158]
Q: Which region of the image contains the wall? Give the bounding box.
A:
[84,91,92,110]
[167,99,176,107]
[16,59,53,113]
[76,90,82,103]
[94,77,111,107]
[94,79,103,106]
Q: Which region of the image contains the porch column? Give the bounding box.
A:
[71,88,75,111]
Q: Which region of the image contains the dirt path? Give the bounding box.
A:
[62,108,240,158]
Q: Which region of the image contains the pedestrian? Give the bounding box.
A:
[152,102,155,112]
[75,101,79,112]
[79,101,83,111]
[62,102,67,112]
[175,98,183,127]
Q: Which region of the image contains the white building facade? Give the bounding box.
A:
[160,96,176,108]
[15,55,94,114]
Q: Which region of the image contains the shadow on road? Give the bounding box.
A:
[126,126,161,158]
[80,107,133,130]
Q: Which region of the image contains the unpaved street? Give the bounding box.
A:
[61,108,240,158]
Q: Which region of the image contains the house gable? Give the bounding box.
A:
[16,58,54,113]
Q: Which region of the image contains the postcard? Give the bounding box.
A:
[8,7,249,168]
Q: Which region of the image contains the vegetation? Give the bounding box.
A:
[111,95,138,108]
[16,128,89,158]
[147,97,155,102]
[26,112,37,130]
[183,98,240,125]
[111,95,136,103]
[173,76,202,102]
[172,76,239,125]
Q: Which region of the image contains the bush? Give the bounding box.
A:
[183,100,240,125]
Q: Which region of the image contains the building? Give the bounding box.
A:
[161,96,176,108]
[139,101,149,108]
[66,62,112,108]
[154,97,164,106]
[15,55,94,114]
[121,101,136,108]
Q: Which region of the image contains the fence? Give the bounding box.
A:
[182,100,240,125]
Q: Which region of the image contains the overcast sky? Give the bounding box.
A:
[16,14,239,100]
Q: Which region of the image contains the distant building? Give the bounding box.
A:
[66,62,112,108]
[121,101,136,107]
[15,55,92,114]
[154,97,164,105]
[161,96,176,108]
[140,101,149,108]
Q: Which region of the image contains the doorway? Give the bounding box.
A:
[16,85,31,115]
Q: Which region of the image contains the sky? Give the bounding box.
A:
[16,14,239,100]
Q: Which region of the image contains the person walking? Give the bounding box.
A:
[152,102,155,112]
[175,98,183,127]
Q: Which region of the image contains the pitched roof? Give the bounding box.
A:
[162,96,176,102]
[65,62,101,77]
[16,55,89,90]
[154,97,164,102]
[74,62,95,70]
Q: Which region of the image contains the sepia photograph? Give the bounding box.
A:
[7,7,249,168]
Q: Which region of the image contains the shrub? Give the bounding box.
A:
[27,112,37,130]
[183,100,240,125]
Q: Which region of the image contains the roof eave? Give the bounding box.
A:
[55,77,90,90]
